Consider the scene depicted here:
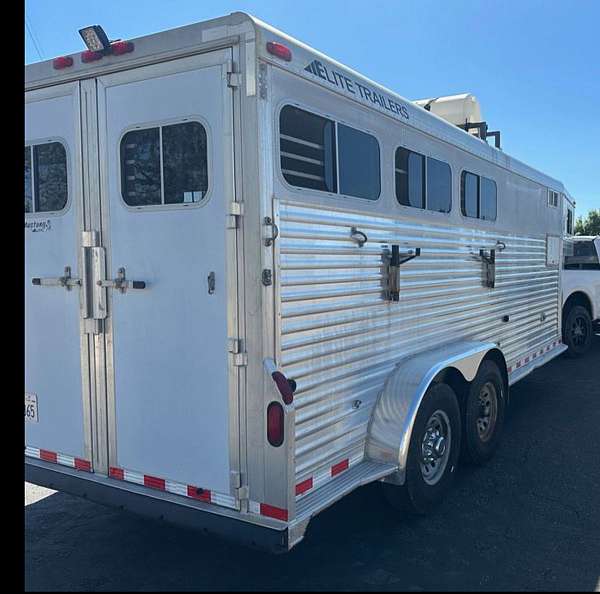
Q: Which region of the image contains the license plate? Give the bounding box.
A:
[25,393,38,423]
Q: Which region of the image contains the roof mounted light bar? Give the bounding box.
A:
[79,25,112,53]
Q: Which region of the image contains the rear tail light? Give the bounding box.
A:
[53,56,73,70]
[266,41,292,62]
[110,40,134,55]
[81,50,103,63]
[267,401,284,447]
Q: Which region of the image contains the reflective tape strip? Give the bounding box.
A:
[247,499,289,522]
[508,340,561,376]
[260,503,288,521]
[108,466,236,510]
[331,458,349,477]
[25,446,92,472]
[295,451,363,500]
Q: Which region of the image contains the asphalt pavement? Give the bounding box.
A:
[25,332,600,591]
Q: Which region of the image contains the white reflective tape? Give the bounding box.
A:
[25,446,40,459]
[165,480,187,497]
[57,453,75,468]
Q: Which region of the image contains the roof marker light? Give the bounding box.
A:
[266,41,292,62]
[81,50,103,63]
[110,40,134,55]
[53,56,74,70]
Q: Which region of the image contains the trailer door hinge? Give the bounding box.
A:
[227,201,243,229]
[227,71,242,88]
[230,471,249,500]
[228,338,247,366]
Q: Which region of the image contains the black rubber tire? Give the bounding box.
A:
[381,382,461,515]
[562,305,593,357]
[461,360,506,466]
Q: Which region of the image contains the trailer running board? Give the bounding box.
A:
[289,459,397,546]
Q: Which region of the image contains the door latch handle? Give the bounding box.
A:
[97,267,146,294]
[32,266,81,290]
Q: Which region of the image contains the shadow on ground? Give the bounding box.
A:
[25,334,600,591]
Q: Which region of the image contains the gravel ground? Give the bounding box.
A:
[25,332,600,591]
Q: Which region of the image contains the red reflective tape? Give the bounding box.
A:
[507,366,513,373]
[295,477,313,495]
[39,449,57,463]
[109,467,124,480]
[144,475,166,490]
[331,458,349,477]
[74,458,91,472]
[260,503,288,521]
[187,485,211,502]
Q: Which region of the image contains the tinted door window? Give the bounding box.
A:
[121,121,209,207]
[24,142,68,214]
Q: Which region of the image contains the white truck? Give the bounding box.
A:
[26,12,572,552]
[561,235,600,356]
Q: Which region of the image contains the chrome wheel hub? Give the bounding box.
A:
[476,381,498,442]
[420,410,451,485]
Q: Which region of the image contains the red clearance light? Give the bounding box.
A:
[266,41,292,62]
[267,401,284,447]
[271,371,295,405]
[53,56,74,70]
[81,50,103,63]
[111,40,134,55]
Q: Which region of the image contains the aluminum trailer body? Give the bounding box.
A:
[25,12,569,552]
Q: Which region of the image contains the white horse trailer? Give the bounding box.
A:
[25,12,570,552]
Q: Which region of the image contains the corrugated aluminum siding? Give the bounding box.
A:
[276,200,560,491]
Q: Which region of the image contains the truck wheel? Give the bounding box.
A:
[381,382,461,515]
[563,305,592,357]
[461,360,506,465]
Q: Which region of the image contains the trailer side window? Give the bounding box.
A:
[121,121,208,207]
[566,208,574,235]
[461,171,497,221]
[395,148,451,212]
[279,105,336,193]
[396,148,424,208]
[480,177,497,221]
[427,157,452,213]
[24,142,68,214]
[338,124,380,200]
[461,171,478,218]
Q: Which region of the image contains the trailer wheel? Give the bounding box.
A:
[461,360,506,465]
[382,382,461,515]
[562,305,592,357]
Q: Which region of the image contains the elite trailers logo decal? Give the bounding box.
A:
[304,59,410,120]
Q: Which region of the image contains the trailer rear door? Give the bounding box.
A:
[25,82,94,467]
[96,51,240,498]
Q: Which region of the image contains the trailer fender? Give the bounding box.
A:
[365,340,501,484]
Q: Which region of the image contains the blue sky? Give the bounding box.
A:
[25,0,599,218]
